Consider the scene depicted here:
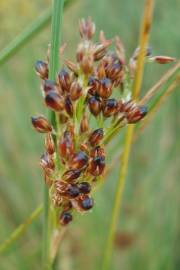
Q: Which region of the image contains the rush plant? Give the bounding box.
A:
[0,0,179,269]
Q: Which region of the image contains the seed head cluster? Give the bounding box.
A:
[32,17,172,226]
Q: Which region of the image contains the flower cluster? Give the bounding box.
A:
[32,18,174,226]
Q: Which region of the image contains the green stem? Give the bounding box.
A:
[0,205,43,254]
[43,0,64,269]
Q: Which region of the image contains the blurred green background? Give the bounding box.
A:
[0,0,179,269]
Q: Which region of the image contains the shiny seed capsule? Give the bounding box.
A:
[57,69,71,92]
[88,76,99,95]
[45,91,64,111]
[43,80,56,94]
[45,133,55,155]
[62,169,81,182]
[70,81,82,101]
[65,96,73,117]
[127,105,148,123]
[59,211,72,226]
[70,151,89,170]
[97,78,112,99]
[88,96,102,116]
[89,128,104,147]
[103,98,118,117]
[58,131,74,159]
[79,195,94,210]
[31,116,52,133]
[89,156,105,176]
[66,184,80,198]
[35,60,48,79]
[78,182,91,194]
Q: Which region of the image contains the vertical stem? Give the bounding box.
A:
[102,1,154,269]
[132,0,154,100]
[43,0,64,269]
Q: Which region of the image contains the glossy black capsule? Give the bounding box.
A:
[66,184,80,198]
[80,196,94,210]
[78,182,91,194]
[59,212,72,226]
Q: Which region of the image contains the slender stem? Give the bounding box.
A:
[0,205,43,254]
[43,1,64,269]
[132,0,154,99]
[102,1,154,269]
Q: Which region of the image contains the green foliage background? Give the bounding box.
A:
[0,0,179,269]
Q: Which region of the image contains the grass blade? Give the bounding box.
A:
[140,61,180,105]
[0,205,43,254]
[102,1,154,269]
[0,9,51,65]
[0,0,74,65]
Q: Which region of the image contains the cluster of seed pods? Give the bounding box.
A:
[32,18,149,226]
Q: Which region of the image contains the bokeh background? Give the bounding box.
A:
[0,0,179,269]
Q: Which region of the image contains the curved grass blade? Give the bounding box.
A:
[0,0,74,65]
[0,205,43,254]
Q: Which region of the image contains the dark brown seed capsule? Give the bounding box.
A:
[88,76,100,95]
[89,128,104,147]
[103,98,118,117]
[78,182,91,194]
[45,133,55,155]
[88,96,102,116]
[65,96,73,117]
[35,60,48,79]
[45,91,64,111]
[62,169,81,182]
[79,195,94,210]
[105,62,123,84]
[89,156,105,176]
[66,184,80,198]
[59,212,72,226]
[70,151,89,170]
[80,114,89,133]
[97,78,112,99]
[31,116,52,133]
[127,106,148,123]
[43,80,56,94]
[57,69,71,92]
[58,131,74,159]
[70,81,82,101]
